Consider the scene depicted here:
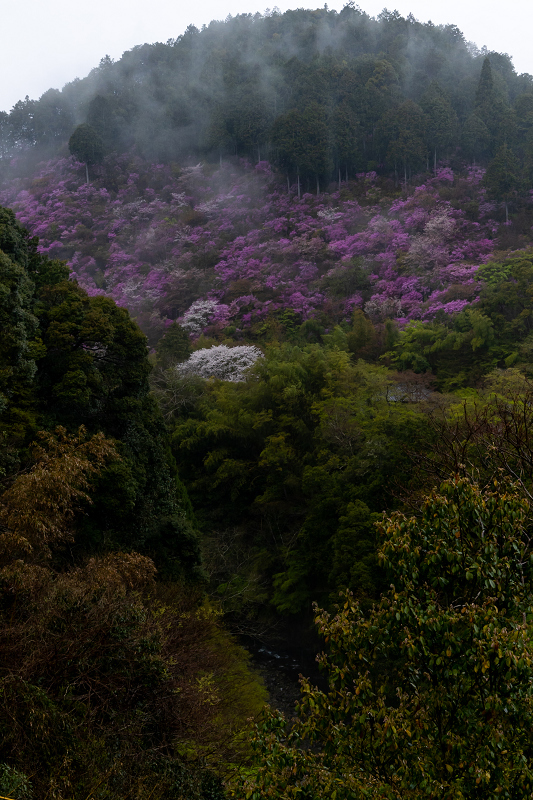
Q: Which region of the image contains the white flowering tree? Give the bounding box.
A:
[181,299,218,335]
[177,344,263,382]
[364,295,402,321]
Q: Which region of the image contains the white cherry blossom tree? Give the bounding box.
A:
[177,344,263,382]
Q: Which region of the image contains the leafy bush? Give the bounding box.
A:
[245,476,533,798]
[0,427,266,798]
[0,764,32,800]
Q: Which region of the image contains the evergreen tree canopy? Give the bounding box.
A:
[0,204,201,578]
[1,8,530,172]
[68,124,105,166]
[484,143,521,218]
[155,321,191,368]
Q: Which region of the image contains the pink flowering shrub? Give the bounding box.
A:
[0,155,503,338]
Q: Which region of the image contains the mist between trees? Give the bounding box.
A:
[0,5,532,181]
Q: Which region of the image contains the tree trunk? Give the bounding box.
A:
[297,171,301,200]
[85,163,89,185]
[338,168,341,191]
[434,148,437,176]
[287,175,290,195]
[316,175,320,196]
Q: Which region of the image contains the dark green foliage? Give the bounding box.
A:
[0,561,265,799]
[474,56,516,156]
[475,56,497,116]
[328,500,379,601]
[0,208,41,458]
[245,477,533,798]
[390,253,533,389]
[86,95,123,151]
[0,204,201,578]
[420,82,457,169]
[378,100,426,180]
[331,102,361,175]
[68,123,105,166]
[0,211,69,477]
[484,143,521,220]
[347,310,377,358]
[34,89,75,147]
[392,309,498,390]
[9,91,73,151]
[156,321,192,367]
[271,103,332,181]
[0,764,32,800]
[0,249,37,411]
[8,97,38,146]
[461,112,491,163]
[206,90,273,157]
[35,281,151,425]
[169,345,428,615]
[32,282,200,574]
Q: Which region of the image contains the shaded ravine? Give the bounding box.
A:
[242,631,328,716]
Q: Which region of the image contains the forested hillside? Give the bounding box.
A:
[0,205,270,798]
[3,4,533,798]
[0,158,503,342]
[2,5,533,177]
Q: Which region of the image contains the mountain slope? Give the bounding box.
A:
[0,155,515,344]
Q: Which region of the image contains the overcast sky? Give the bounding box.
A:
[1,0,531,113]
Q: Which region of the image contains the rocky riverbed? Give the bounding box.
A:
[243,628,328,717]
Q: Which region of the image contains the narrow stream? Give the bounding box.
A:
[243,633,328,717]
